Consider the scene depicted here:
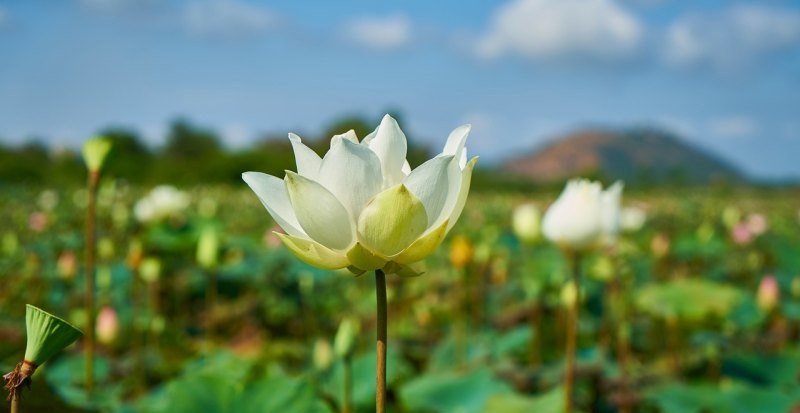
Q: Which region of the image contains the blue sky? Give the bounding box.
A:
[1,0,799,179]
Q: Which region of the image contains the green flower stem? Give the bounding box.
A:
[529,302,541,368]
[84,170,99,394]
[10,393,18,413]
[375,269,387,413]
[343,355,352,413]
[206,270,217,345]
[564,251,581,413]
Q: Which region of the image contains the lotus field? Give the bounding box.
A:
[3,130,800,413]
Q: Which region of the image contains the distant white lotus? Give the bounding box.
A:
[542,179,623,250]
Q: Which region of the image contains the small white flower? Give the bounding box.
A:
[243,115,477,275]
[542,179,624,250]
[134,185,190,223]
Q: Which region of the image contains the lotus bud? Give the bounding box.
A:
[139,258,161,284]
[512,203,541,244]
[731,223,753,246]
[721,206,741,229]
[757,275,779,312]
[543,179,623,250]
[334,317,360,359]
[96,306,119,346]
[746,213,768,236]
[448,235,474,269]
[97,266,113,290]
[312,339,334,371]
[98,237,115,260]
[56,251,78,280]
[620,206,646,232]
[196,226,220,270]
[82,136,112,173]
[3,305,82,400]
[651,233,670,258]
[589,255,614,282]
[791,276,800,299]
[2,231,18,256]
[561,280,579,308]
[37,190,59,212]
[28,212,48,233]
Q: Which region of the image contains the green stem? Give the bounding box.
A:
[375,270,387,413]
[10,393,19,413]
[85,171,99,394]
[565,252,581,413]
[206,270,217,347]
[343,356,352,413]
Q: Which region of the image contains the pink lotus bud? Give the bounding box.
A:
[96,306,120,345]
[57,251,78,280]
[757,275,779,312]
[731,222,753,246]
[746,214,768,236]
[28,212,48,233]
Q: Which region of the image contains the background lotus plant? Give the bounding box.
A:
[4,305,83,413]
[541,178,624,413]
[243,114,476,413]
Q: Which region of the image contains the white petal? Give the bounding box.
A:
[403,155,457,229]
[441,124,471,169]
[368,114,408,187]
[317,138,383,221]
[331,130,359,147]
[242,172,306,237]
[542,179,604,249]
[402,160,411,176]
[288,133,322,179]
[445,157,478,231]
[285,171,354,250]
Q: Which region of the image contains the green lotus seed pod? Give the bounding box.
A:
[24,305,83,366]
[196,226,220,270]
[82,136,112,173]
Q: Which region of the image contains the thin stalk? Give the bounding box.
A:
[343,356,352,413]
[84,171,99,393]
[206,270,217,346]
[564,252,581,413]
[148,279,161,351]
[10,394,19,413]
[529,303,541,368]
[375,269,387,413]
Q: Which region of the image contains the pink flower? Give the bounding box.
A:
[757,275,780,312]
[746,213,768,236]
[731,222,753,246]
[57,251,78,280]
[96,306,120,345]
[28,212,48,233]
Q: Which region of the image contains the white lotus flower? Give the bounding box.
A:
[243,115,477,275]
[542,179,623,250]
[134,185,190,224]
[620,206,646,232]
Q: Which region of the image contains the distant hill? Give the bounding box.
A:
[502,128,744,185]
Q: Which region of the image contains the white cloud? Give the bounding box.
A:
[183,0,280,38]
[475,0,643,62]
[664,5,800,70]
[706,116,759,140]
[343,14,411,50]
